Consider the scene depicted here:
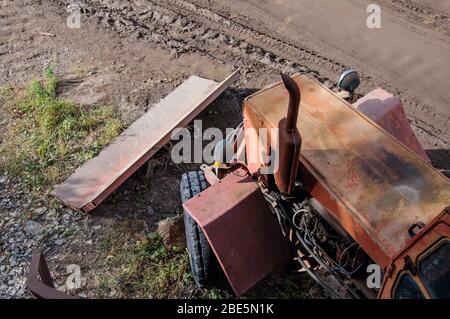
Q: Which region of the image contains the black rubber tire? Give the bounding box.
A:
[180,171,212,288]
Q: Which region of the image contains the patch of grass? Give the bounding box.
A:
[99,232,192,298]
[0,84,13,99]
[62,229,74,238]
[95,226,313,299]
[0,67,123,192]
[206,288,232,299]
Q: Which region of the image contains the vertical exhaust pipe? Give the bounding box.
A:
[274,74,302,195]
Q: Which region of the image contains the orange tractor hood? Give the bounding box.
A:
[243,75,450,267]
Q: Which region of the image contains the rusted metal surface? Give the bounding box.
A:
[52,70,240,213]
[354,88,431,163]
[183,169,290,295]
[379,207,449,298]
[274,74,302,195]
[26,253,78,299]
[243,75,450,267]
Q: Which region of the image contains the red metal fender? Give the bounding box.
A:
[183,169,290,296]
[354,88,431,163]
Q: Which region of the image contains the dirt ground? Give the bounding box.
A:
[0,0,448,298]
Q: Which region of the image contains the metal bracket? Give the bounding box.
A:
[200,164,221,185]
[26,253,79,299]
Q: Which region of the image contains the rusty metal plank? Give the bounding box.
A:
[183,169,290,296]
[52,70,240,212]
[354,88,431,163]
[243,75,450,266]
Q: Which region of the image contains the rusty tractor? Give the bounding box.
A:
[181,72,450,299]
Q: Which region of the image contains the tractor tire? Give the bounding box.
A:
[180,171,212,288]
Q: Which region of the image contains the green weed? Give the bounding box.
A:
[0,67,123,192]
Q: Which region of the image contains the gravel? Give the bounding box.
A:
[0,173,90,298]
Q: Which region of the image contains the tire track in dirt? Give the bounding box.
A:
[55,0,449,169]
[55,0,340,86]
[145,0,449,150]
[380,0,450,37]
